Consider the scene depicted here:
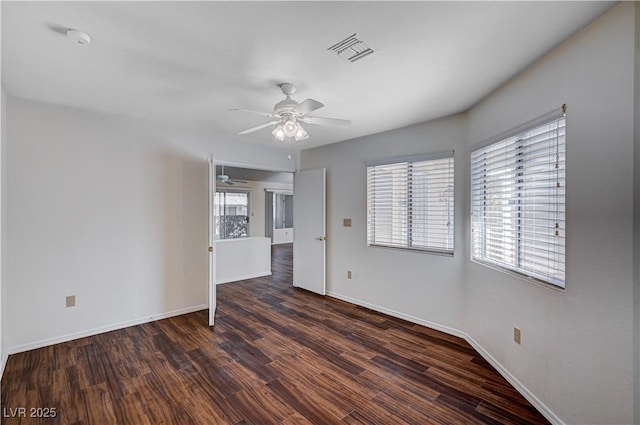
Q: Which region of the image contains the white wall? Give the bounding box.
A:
[216,237,271,284]
[302,3,636,424]
[0,88,6,379]
[302,113,468,333]
[4,96,295,352]
[273,228,293,245]
[246,180,293,238]
[465,4,634,424]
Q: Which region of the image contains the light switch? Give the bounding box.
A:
[343,218,352,227]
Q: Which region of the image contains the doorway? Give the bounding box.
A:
[209,160,295,326]
[214,164,293,241]
[265,190,294,244]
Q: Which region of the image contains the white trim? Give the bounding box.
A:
[326,291,466,339]
[216,186,251,192]
[216,271,271,285]
[264,188,293,195]
[464,335,563,425]
[326,291,563,425]
[7,304,207,355]
[0,352,7,381]
[215,159,294,174]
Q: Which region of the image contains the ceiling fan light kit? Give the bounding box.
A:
[231,83,350,147]
[271,125,285,140]
[294,125,308,141]
[271,119,309,143]
[283,120,298,137]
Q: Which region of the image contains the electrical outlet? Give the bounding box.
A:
[513,327,521,345]
[66,295,76,308]
[343,218,352,227]
[347,270,352,279]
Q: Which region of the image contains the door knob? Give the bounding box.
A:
[315,236,326,241]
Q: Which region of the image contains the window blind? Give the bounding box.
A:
[367,152,454,253]
[470,111,565,288]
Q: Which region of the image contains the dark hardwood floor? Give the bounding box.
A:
[1,243,549,424]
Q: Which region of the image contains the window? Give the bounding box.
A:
[367,151,454,253]
[471,108,566,288]
[215,191,249,239]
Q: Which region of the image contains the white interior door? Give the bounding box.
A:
[208,154,217,326]
[293,168,326,295]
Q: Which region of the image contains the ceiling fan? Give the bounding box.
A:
[217,165,247,186]
[230,83,350,142]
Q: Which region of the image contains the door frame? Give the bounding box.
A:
[209,159,295,323]
[208,154,216,326]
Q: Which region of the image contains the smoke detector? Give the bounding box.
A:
[66,29,91,45]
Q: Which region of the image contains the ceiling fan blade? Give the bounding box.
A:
[301,116,351,127]
[293,99,324,116]
[230,179,248,184]
[229,108,279,118]
[237,120,281,135]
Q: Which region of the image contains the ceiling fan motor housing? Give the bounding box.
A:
[274,83,300,116]
[274,98,299,116]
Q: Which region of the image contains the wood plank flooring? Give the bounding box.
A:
[1,244,549,424]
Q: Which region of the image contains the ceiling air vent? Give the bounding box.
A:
[327,34,374,63]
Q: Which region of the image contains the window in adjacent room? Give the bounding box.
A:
[215,191,249,239]
[470,107,566,288]
[367,151,454,254]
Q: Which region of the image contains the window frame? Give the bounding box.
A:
[366,150,455,255]
[470,106,566,289]
[215,188,251,240]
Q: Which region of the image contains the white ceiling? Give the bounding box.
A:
[2,1,614,150]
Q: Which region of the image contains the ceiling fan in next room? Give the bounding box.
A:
[217,165,247,186]
[230,83,351,143]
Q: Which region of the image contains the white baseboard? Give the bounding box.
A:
[327,291,467,339]
[326,291,563,425]
[217,272,271,285]
[7,304,207,356]
[464,335,562,425]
